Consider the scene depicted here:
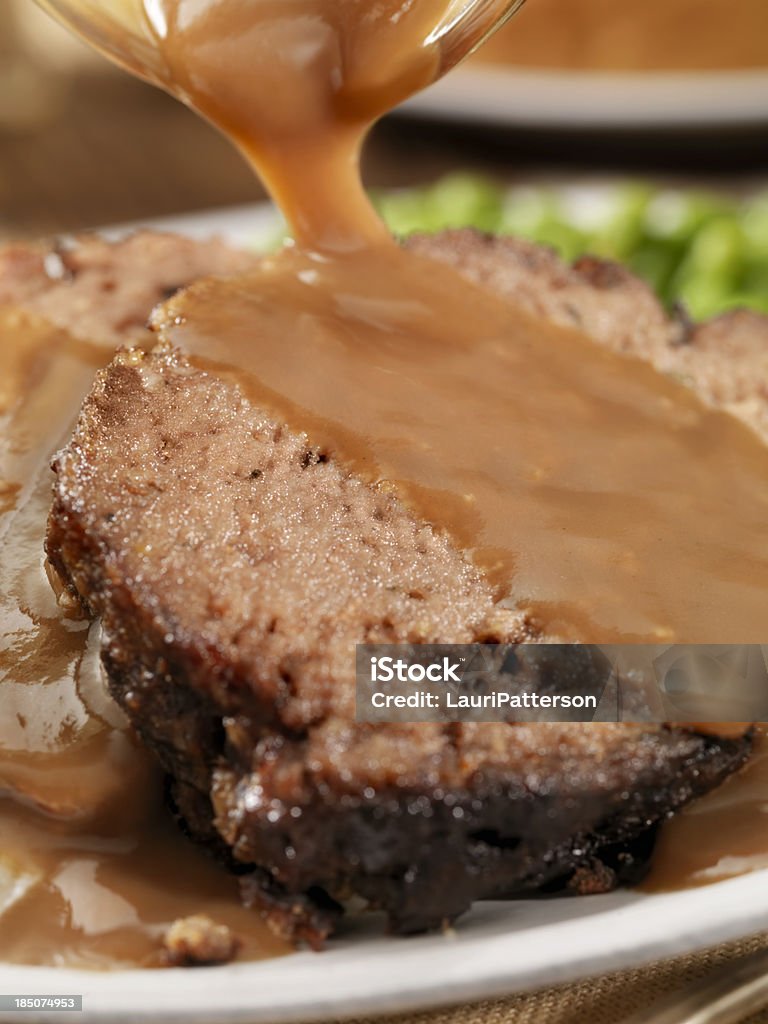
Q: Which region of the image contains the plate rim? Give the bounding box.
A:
[4,871,768,1023]
[401,66,768,128]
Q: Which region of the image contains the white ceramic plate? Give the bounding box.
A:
[401,66,768,129]
[4,203,768,1024]
[4,876,768,1023]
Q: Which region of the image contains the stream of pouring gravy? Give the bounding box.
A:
[2,0,768,969]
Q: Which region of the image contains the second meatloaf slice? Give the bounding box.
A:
[47,229,757,944]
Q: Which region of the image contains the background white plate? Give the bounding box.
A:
[402,66,768,129]
[5,203,768,1024]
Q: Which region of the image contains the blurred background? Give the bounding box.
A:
[0,0,767,315]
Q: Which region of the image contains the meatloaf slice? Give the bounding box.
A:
[407,231,768,442]
[46,229,761,944]
[0,231,257,346]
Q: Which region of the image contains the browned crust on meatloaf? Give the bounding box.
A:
[44,228,764,943]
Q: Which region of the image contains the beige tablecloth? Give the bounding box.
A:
[339,934,768,1024]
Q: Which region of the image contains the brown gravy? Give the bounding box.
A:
[159,246,768,643]
[645,728,768,891]
[1,0,521,969]
[0,310,285,966]
[134,0,768,643]
[2,0,768,970]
